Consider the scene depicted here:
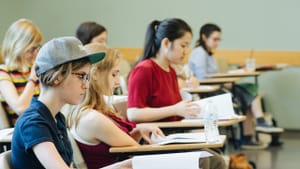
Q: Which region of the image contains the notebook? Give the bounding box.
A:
[182,93,238,121]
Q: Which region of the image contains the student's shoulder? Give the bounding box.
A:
[135,59,155,69]
[81,109,110,124]
[81,109,117,131]
[132,60,155,75]
[190,47,206,57]
[16,108,46,130]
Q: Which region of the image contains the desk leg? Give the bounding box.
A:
[0,143,11,153]
[255,76,258,86]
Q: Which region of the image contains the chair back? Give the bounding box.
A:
[0,103,10,129]
[113,96,128,119]
[0,150,13,169]
[67,130,88,169]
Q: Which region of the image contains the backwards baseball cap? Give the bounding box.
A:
[35,36,105,76]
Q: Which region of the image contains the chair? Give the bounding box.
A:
[67,130,88,169]
[112,96,128,119]
[0,150,13,169]
[0,104,12,153]
[0,103,10,130]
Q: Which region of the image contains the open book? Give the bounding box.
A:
[151,132,206,145]
[132,151,212,169]
[182,93,238,121]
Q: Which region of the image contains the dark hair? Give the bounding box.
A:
[138,18,192,63]
[195,23,221,54]
[76,21,107,45]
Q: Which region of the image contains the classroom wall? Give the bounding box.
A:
[0,0,299,129]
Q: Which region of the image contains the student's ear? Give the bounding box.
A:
[54,76,63,85]
[161,37,170,52]
[201,34,207,42]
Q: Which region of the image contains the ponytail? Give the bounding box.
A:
[138,20,160,63]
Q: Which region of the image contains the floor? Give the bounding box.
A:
[227,130,300,169]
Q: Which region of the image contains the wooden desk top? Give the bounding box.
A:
[110,135,226,153]
[198,77,241,84]
[182,85,221,93]
[143,115,246,129]
[207,71,262,78]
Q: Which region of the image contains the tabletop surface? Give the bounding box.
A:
[182,85,221,93]
[142,115,246,129]
[110,135,226,153]
[198,77,241,84]
[207,71,262,78]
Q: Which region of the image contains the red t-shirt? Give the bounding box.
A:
[127,59,182,121]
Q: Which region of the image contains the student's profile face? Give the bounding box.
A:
[108,62,121,93]
[166,32,192,64]
[59,64,91,105]
[25,43,41,65]
[204,31,221,51]
[91,31,107,45]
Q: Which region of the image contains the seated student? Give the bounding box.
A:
[76,21,131,94]
[188,23,283,149]
[68,43,164,169]
[0,19,42,126]
[171,64,200,100]
[76,21,108,45]
[127,18,226,169]
[11,36,132,169]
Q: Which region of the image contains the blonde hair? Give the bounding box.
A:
[68,43,121,127]
[1,18,43,71]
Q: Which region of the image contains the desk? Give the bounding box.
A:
[0,128,13,152]
[206,72,262,85]
[198,77,241,85]
[182,85,220,94]
[110,135,226,154]
[143,115,246,129]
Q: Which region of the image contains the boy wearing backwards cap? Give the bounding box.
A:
[11,36,131,169]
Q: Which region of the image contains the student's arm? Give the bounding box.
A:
[0,67,38,114]
[127,100,200,122]
[177,76,199,89]
[33,142,71,169]
[78,110,139,147]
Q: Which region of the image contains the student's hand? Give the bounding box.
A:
[136,124,165,144]
[29,64,38,81]
[190,76,199,88]
[174,100,201,118]
[223,82,232,90]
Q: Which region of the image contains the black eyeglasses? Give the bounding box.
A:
[71,72,90,83]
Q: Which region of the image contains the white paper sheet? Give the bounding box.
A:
[183,93,238,121]
[182,85,215,91]
[151,132,206,145]
[132,151,212,169]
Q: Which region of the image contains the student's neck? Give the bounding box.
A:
[38,89,65,119]
[153,55,170,71]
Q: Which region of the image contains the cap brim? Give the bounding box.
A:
[87,52,106,64]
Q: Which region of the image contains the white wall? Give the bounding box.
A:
[1,0,299,129]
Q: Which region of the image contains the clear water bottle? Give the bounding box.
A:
[203,101,220,143]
